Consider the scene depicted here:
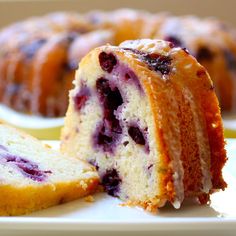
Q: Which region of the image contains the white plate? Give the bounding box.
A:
[0,105,64,139]
[0,140,236,236]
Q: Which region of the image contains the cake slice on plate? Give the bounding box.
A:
[61,39,227,211]
[0,123,99,216]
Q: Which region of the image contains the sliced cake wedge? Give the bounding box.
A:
[61,39,227,211]
[0,123,99,216]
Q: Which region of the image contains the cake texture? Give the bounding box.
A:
[61,39,227,211]
[0,123,99,216]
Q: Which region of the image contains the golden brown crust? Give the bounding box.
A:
[118,39,227,208]
[120,198,167,213]
[201,83,228,190]
[0,177,99,216]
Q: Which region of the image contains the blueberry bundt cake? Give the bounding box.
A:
[0,123,99,216]
[61,39,227,211]
[0,12,114,117]
[1,10,236,117]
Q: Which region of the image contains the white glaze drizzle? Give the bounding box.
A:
[183,88,212,193]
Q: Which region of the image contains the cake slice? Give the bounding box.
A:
[0,123,99,216]
[61,39,227,211]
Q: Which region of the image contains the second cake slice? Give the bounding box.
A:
[0,123,99,216]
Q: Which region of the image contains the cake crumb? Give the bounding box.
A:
[79,180,88,190]
[84,195,95,202]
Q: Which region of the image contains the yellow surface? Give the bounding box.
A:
[0,105,64,140]
[0,119,63,140]
[224,129,236,138]
[18,126,63,140]
[18,126,236,140]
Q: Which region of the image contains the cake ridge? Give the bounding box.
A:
[1,11,236,116]
[61,39,227,211]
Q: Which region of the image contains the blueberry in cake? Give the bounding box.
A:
[0,123,99,216]
[61,39,227,211]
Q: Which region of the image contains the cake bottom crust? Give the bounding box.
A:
[0,177,99,216]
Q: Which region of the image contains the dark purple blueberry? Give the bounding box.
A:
[97,133,113,145]
[93,78,123,153]
[96,78,111,97]
[74,86,91,111]
[99,52,117,73]
[196,46,214,62]
[20,38,47,59]
[97,122,113,144]
[96,78,123,114]
[147,164,153,170]
[103,117,122,134]
[196,69,207,78]
[165,35,183,48]
[146,164,154,176]
[106,86,123,110]
[182,47,190,54]
[122,69,142,92]
[88,159,99,170]
[143,53,172,75]
[105,89,122,111]
[122,48,172,75]
[96,78,123,123]
[128,126,145,145]
[1,153,51,182]
[101,52,143,92]
[123,70,137,82]
[123,141,129,146]
[224,50,236,71]
[16,161,51,181]
[101,169,121,197]
[93,120,121,153]
[124,73,131,80]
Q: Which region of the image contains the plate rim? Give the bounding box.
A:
[0,217,236,231]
